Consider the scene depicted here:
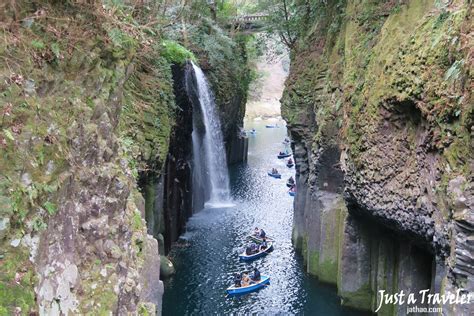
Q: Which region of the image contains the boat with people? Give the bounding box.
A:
[286,158,294,168]
[282,137,290,145]
[289,185,296,197]
[277,151,291,159]
[249,128,257,135]
[247,228,274,243]
[286,176,295,187]
[268,172,281,179]
[265,124,279,128]
[226,274,270,295]
[239,241,273,261]
[268,168,281,178]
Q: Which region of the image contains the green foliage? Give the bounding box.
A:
[160,40,196,65]
[0,247,36,315]
[31,216,47,231]
[3,129,14,141]
[42,201,57,216]
[50,42,61,58]
[108,28,136,50]
[30,40,45,49]
[132,211,143,231]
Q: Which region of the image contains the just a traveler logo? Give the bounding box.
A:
[375,289,473,313]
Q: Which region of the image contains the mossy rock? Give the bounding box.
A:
[160,256,175,278]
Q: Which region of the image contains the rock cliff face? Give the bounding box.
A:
[141,39,250,255]
[0,2,168,314]
[0,1,248,315]
[282,1,472,314]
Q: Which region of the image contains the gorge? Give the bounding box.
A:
[0,1,472,315]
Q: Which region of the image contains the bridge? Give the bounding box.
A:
[227,14,269,32]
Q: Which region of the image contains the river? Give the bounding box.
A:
[162,120,369,315]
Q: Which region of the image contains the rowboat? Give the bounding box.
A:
[277,153,291,159]
[289,190,296,197]
[226,275,270,295]
[268,172,281,179]
[286,162,294,168]
[239,242,273,261]
[286,180,295,187]
[265,124,278,128]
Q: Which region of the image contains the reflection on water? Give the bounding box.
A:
[163,121,369,315]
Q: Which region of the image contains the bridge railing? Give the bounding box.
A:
[230,14,269,24]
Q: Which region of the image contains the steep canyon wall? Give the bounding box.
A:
[282,1,472,314]
[0,1,248,314]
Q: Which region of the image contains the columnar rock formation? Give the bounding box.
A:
[282,1,472,314]
[0,1,248,314]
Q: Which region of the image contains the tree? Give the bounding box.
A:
[255,0,317,49]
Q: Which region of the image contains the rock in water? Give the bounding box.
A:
[160,255,176,278]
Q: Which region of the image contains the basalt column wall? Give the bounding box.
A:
[282,1,472,314]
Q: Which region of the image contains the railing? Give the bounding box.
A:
[228,14,268,32]
[231,14,269,24]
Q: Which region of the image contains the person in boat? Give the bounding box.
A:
[245,245,252,255]
[234,273,242,287]
[288,176,295,184]
[252,267,261,282]
[254,227,259,236]
[288,158,293,165]
[259,228,266,238]
[251,128,256,133]
[241,273,250,287]
[279,151,285,156]
[250,242,258,254]
[260,237,268,251]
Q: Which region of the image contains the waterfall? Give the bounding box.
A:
[187,62,232,209]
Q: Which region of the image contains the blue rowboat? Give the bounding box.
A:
[268,172,281,179]
[239,242,273,261]
[226,276,270,295]
[289,190,296,197]
[266,124,278,128]
[277,153,291,159]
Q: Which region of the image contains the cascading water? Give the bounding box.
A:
[187,62,232,209]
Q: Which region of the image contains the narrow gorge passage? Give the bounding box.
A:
[1,1,471,315]
[163,121,367,315]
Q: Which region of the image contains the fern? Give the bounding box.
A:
[109,28,124,47]
[31,40,45,49]
[3,129,14,141]
[43,201,57,216]
[50,42,61,58]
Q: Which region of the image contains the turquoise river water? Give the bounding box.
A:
[163,120,370,315]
